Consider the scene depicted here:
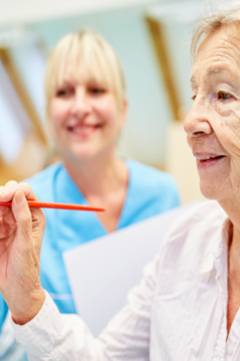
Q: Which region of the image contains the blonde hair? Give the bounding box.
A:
[45,30,126,120]
[191,3,240,61]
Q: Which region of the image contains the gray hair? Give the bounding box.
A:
[191,2,240,60]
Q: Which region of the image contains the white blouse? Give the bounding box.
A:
[12,201,240,360]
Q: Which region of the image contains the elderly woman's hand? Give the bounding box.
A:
[0,181,46,325]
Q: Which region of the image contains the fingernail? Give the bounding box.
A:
[15,190,24,205]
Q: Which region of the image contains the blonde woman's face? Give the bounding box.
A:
[184,25,240,206]
[49,65,126,162]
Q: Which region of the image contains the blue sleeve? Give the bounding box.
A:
[0,292,9,332]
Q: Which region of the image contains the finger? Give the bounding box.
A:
[11,190,32,245]
[0,182,38,203]
[0,182,18,215]
[19,182,38,201]
[0,208,16,225]
[4,180,18,188]
[12,189,45,239]
[0,205,11,218]
[0,216,15,240]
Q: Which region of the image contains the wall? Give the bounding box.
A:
[0,0,155,25]
[1,0,231,201]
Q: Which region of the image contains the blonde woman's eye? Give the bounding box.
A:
[56,90,65,96]
[89,87,106,94]
[56,88,73,97]
[218,92,232,100]
[191,95,196,101]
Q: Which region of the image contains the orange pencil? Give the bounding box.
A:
[0,201,105,212]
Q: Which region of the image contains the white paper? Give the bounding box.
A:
[63,202,199,336]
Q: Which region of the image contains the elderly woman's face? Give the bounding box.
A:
[184,25,240,204]
[49,64,126,162]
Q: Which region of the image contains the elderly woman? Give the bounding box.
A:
[1,4,239,360]
[0,30,180,344]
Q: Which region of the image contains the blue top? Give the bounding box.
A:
[0,158,180,330]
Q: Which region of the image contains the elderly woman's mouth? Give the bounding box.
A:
[199,155,225,161]
[197,155,226,169]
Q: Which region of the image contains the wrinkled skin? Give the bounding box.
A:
[184,24,240,333]
[0,182,46,324]
[184,24,240,213]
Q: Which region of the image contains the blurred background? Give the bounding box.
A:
[0,0,232,203]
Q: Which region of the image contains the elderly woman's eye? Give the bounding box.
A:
[218,91,232,100]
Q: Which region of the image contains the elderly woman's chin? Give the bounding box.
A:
[199,180,219,200]
[198,167,230,202]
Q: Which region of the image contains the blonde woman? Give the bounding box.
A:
[0,29,180,356]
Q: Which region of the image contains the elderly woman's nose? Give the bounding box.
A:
[184,102,212,136]
[70,88,91,116]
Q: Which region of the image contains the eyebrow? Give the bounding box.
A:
[190,67,231,83]
[207,68,222,76]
